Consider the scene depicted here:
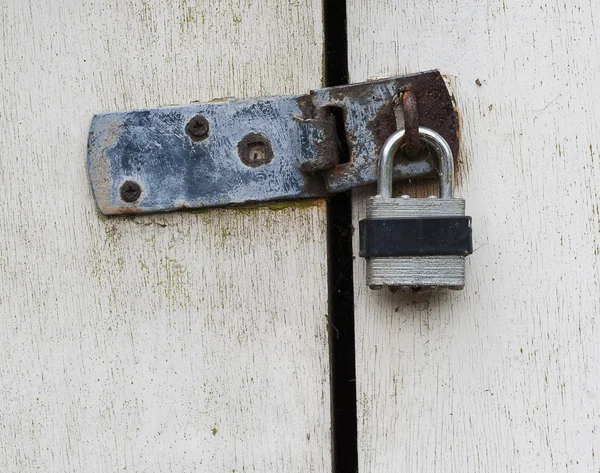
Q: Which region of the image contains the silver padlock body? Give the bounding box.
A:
[365,197,467,289]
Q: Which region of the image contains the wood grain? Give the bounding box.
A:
[348,1,600,472]
[0,1,330,471]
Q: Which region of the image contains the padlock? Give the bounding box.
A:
[359,127,472,290]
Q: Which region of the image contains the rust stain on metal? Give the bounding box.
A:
[92,152,112,210]
[87,125,113,213]
[88,119,148,215]
[300,173,327,196]
[368,72,459,169]
[402,90,421,157]
[104,205,144,215]
[367,101,396,159]
[297,95,316,119]
[237,133,274,168]
[301,114,339,173]
[296,96,339,173]
[328,78,382,102]
[410,74,459,165]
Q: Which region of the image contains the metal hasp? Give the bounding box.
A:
[87,70,458,215]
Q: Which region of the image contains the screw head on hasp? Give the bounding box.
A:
[120,180,142,203]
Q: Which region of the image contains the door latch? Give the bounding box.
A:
[87,70,458,215]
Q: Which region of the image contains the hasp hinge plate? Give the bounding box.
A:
[87,70,458,215]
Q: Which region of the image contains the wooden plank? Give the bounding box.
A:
[348,1,600,471]
[0,1,330,471]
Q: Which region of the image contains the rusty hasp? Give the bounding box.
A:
[87,70,458,215]
[401,90,421,157]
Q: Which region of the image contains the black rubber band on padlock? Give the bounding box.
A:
[359,217,473,257]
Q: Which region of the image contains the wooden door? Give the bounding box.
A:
[0,1,331,471]
[4,1,600,472]
[349,1,600,472]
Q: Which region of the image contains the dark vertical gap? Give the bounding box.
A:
[324,1,358,473]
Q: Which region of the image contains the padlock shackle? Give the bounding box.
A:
[378,127,454,199]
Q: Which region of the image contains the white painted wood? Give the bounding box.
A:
[349,1,600,472]
[0,1,330,471]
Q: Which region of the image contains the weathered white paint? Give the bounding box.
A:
[349,1,600,472]
[0,1,330,472]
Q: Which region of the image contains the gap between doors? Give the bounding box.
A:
[324,1,359,472]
